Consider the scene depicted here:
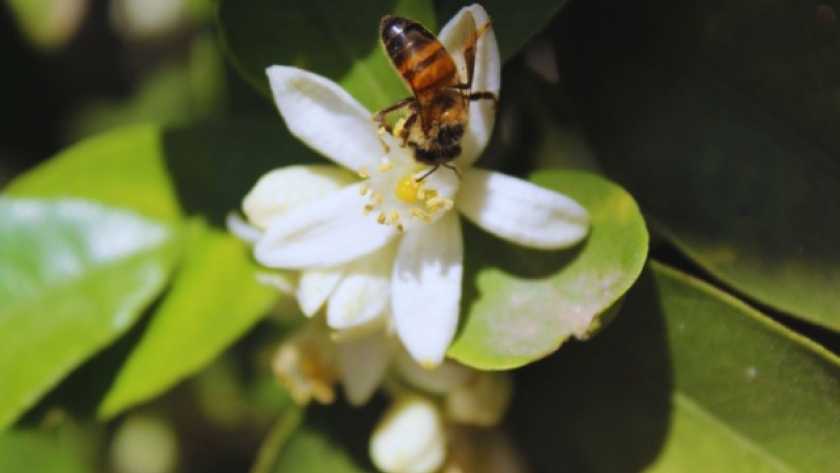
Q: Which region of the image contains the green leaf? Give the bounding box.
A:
[554,0,840,331]
[98,222,278,418]
[437,0,571,61]
[0,198,181,428]
[509,262,840,471]
[5,124,183,223]
[448,170,649,369]
[217,0,435,111]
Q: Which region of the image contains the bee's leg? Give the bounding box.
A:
[373,97,416,134]
[467,91,499,109]
[442,162,462,179]
[398,113,417,147]
[415,163,441,182]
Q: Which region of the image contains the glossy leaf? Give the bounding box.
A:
[5,124,183,223]
[509,262,840,472]
[0,198,180,428]
[437,0,571,61]
[448,170,648,369]
[217,0,435,111]
[98,222,278,418]
[554,0,840,331]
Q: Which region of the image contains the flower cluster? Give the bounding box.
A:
[230,4,589,472]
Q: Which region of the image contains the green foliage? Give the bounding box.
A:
[0,198,181,428]
[509,263,840,471]
[554,0,840,331]
[1,0,838,470]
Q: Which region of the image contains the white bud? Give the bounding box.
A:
[370,394,446,473]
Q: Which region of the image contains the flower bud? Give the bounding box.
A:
[370,394,446,473]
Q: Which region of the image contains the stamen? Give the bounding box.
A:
[363,204,374,215]
[359,184,369,196]
[389,210,401,223]
[373,192,383,204]
[396,223,405,233]
[377,212,387,225]
[410,208,432,223]
[378,159,394,173]
[358,167,370,179]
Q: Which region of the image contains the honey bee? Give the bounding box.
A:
[374,11,498,181]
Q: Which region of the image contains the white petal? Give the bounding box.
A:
[392,212,463,368]
[327,243,395,330]
[226,212,262,244]
[255,272,296,295]
[255,183,396,269]
[267,66,383,171]
[336,332,389,406]
[438,4,501,166]
[243,165,357,230]
[297,266,345,316]
[458,169,590,249]
[370,394,446,473]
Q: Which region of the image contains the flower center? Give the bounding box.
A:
[358,158,457,233]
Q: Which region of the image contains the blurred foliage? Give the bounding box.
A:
[1,0,839,472]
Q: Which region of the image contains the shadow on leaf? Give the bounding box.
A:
[507,268,672,472]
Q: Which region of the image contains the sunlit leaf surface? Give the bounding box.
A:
[0,198,180,428]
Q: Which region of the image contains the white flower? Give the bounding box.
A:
[240,4,590,368]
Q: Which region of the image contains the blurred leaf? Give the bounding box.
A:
[510,262,840,472]
[69,34,226,139]
[5,124,183,223]
[449,170,648,369]
[437,0,571,61]
[554,0,840,331]
[0,198,181,428]
[99,222,278,418]
[217,0,435,111]
[254,401,382,473]
[4,0,88,50]
[0,430,88,473]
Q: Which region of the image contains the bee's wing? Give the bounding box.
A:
[441,10,478,87]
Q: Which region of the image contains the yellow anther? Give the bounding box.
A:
[410,208,432,223]
[378,159,394,173]
[359,184,369,196]
[441,198,454,210]
[377,127,386,136]
[396,175,420,204]
[389,210,401,223]
[358,167,370,179]
[363,204,374,215]
[396,223,405,233]
[373,192,383,204]
[426,196,444,210]
[377,212,387,224]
